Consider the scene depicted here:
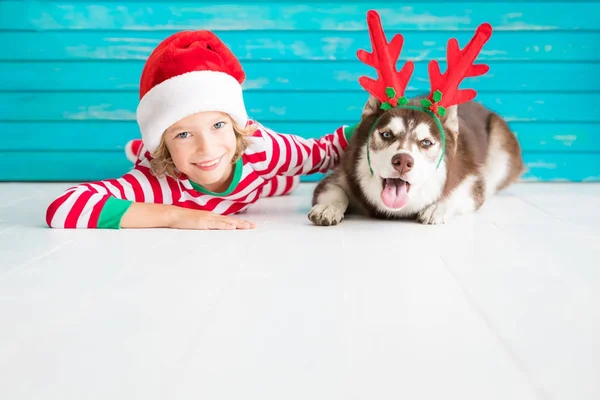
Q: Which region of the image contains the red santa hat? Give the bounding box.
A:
[136,30,248,153]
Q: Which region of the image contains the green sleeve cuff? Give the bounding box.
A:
[97,197,133,229]
[343,122,359,141]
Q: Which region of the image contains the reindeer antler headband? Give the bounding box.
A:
[357,10,493,174]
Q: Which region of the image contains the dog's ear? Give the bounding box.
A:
[361,95,382,118]
[441,105,458,133]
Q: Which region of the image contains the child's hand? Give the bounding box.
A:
[169,208,255,230]
[120,202,255,230]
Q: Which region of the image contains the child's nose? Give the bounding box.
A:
[195,132,214,153]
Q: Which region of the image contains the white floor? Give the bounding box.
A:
[1,182,599,400]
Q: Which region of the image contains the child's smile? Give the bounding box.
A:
[193,154,225,172]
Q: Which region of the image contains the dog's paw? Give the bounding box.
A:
[417,203,453,225]
[308,204,345,226]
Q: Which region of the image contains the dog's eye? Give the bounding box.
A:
[380,131,393,140]
[420,139,433,147]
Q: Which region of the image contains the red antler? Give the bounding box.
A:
[425,23,493,116]
[357,10,414,108]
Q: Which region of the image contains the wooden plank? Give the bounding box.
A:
[0,151,597,182]
[0,92,596,122]
[2,61,598,92]
[1,121,598,153]
[520,153,600,182]
[511,123,600,152]
[0,31,596,61]
[1,1,597,31]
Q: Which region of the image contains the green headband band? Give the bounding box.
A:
[366,95,447,176]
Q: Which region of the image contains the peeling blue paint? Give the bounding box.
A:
[2,2,597,31]
[0,1,598,182]
[2,31,598,62]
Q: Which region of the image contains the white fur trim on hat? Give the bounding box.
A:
[136,70,248,153]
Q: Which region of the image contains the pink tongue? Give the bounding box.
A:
[381,179,409,209]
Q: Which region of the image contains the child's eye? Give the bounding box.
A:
[176,132,190,139]
[213,121,226,129]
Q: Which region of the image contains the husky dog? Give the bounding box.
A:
[307,10,524,226]
[308,96,524,225]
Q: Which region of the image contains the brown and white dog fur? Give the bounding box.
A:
[308,95,525,225]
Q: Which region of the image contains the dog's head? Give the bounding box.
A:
[357,95,458,210]
[350,9,493,212]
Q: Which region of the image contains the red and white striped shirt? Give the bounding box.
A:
[46,121,356,229]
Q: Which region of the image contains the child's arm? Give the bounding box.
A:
[120,202,254,230]
[245,121,358,178]
[45,164,253,230]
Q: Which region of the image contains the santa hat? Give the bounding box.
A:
[136,30,248,153]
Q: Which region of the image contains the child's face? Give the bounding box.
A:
[164,111,238,191]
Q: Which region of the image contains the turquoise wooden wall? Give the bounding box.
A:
[0,0,599,182]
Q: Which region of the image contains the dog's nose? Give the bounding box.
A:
[391,153,414,174]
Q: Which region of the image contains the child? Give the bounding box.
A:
[45,30,356,230]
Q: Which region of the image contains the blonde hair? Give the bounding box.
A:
[149,118,257,179]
